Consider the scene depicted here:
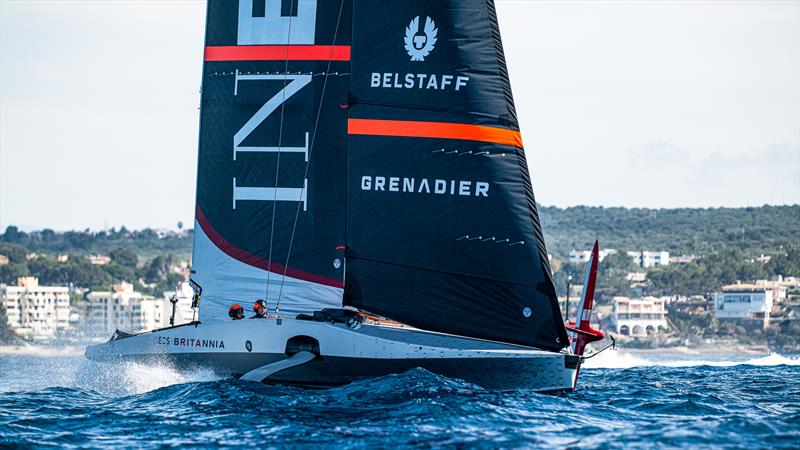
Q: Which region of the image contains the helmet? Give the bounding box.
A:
[228,304,244,319]
[253,299,267,312]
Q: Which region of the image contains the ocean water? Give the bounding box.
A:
[0,348,798,449]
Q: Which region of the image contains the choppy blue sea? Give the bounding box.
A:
[0,349,798,449]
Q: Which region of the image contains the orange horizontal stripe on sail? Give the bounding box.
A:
[347,119,523,148]
[204,45,351,61]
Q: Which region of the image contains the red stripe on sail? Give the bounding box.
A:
[347,119,523,148]
[195,206,344,289]
[204,45,351,61]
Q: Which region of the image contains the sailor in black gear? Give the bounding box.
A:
[251,299,268,319]
[228,304,244,320]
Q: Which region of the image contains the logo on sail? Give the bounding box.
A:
[404,16,438,61]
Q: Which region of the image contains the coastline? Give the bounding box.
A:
[618,344,772,357]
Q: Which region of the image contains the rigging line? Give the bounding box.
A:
[276,0,346,313]
[264,10,295,308]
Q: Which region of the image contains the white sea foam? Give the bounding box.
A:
[582,350,800,369]
[0,350,222,396]
[70,358,222,397]
[117,361,220,395]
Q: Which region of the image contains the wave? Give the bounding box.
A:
[0,354,221,396]
[81,360,221,397]
[582,350,800,369]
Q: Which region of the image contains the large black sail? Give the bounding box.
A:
[345,0,568,351]
[192,0,351,321]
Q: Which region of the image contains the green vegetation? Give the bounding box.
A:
[0,226,192,260]
[541,205,800,298]
[539,204,799,258]
[647,248,800,296]
[1,205,798,299]
[0,205,798,349]
[0,242,184,296]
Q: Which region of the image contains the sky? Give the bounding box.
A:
[1,0,798,231]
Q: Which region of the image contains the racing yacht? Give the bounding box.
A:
[86,0,604,392]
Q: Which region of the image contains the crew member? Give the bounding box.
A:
[228,304,244,320]
[251,299,269,319]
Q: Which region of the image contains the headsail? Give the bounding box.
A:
[344,0,569,351]
[192,0,352,321]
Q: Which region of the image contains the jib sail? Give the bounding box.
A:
[191,0,351,321]
[344,0,568,351]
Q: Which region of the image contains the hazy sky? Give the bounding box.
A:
[1,0,798,231]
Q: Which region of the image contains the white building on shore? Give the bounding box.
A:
[84,281,195,336]
[86,282,155,335]
[164,281,197,325]
[1,277,71,341]
[610,296,669,337]
[627,251,670,268]
[569,248,617,264]
[713,283,774,329]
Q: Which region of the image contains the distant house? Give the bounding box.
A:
[89,255,111,265]
[86,282,153,335]
[627,251,670,268]
[669,255,697,264]
[162,281,197,325]
[610,296,669,337]
[0,277,71,341]
[569,248,616,264]
[713,283,773,329]
[85,281,194,336]
[788,290,800,317]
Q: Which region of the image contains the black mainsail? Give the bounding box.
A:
[191,0,568,352]
[344,0,567,351]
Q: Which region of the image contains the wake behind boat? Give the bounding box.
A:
[87,0,605,392]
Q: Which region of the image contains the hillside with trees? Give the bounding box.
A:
[1,205,797,298]
[0,226,192,260]
[539,204,799,258]
[0,242,184,296]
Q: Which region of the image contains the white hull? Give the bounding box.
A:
[85,318,580,392]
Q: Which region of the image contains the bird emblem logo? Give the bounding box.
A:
[404,16,438,61]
